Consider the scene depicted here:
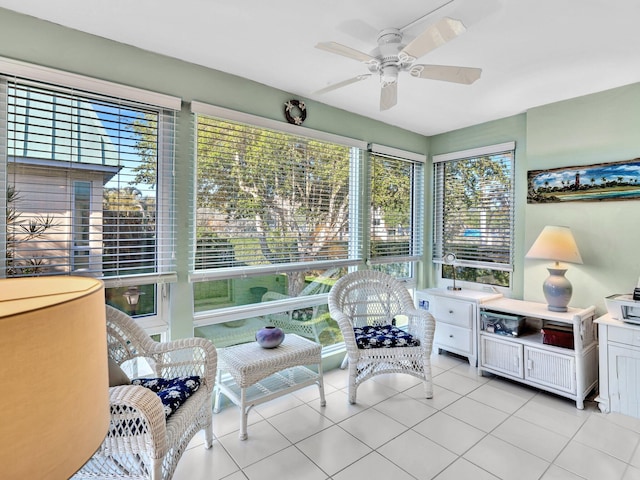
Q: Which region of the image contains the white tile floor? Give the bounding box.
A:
[174,352,640,480]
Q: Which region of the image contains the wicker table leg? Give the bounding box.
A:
[318,363,327,407]
[239,387,248,440]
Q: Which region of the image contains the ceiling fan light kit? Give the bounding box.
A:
[314,14,482,111]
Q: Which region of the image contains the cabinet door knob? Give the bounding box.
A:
[449,334,454,338]
[448,310,454,314]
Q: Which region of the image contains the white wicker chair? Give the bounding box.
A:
[260,291,330,343]
[260,269,339,342]
[74,305,217,480]
[328,270,436,404]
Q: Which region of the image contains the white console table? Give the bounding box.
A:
[595,314,640,418]
[478,298,597,409]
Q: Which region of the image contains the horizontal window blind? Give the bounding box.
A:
[1,76,176,281]
[369,149,424,262]
[192,112,363,275]
[433,142,515,271]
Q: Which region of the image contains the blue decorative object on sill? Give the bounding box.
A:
[256,326,285,348]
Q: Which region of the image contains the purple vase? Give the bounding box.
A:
[256,326,285,348]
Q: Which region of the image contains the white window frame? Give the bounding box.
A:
[189,102,371,325]
[0,57,180,332]
[432,141,515,293]
[368,143,425,288]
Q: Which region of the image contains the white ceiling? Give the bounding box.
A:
[2,0,640,136]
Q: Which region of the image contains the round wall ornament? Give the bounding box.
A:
[284,99,307,125]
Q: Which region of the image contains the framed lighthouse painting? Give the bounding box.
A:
[527,158,640,203]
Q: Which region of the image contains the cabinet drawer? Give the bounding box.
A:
[435,322,472,353]
[480,334,523,377]
[430,297,473,329]
[608,325,640,347]
[524,347,576,394]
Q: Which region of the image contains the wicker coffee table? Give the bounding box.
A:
[213,334,326,440]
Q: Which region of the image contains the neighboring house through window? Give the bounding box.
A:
[0,65,179,332]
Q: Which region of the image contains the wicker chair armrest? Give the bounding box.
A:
[262,291,291,302]
[143,338,217,390]
[106,385,168,459]
[406,308,436,350]
[331,309,359,354]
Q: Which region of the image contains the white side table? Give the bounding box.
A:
[595,314,640,418]
[214,334,326,439]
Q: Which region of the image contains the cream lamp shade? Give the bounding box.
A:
[526,225,583,312]
[0,276,109,479]
[525,225,583,265]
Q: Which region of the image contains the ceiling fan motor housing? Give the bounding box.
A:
[376,28,402,45]
[373,28,410,85]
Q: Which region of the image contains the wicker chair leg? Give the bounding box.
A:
[348,363,358,404]
[423,360,434,399]
[205,422,214,448]
[151,461,162,480]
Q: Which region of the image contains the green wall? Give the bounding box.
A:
[524,83,640,314]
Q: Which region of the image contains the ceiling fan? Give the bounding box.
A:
[314,16,482,111]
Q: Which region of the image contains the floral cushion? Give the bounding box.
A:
[292,307,314,322]
[132,376,201,418]
[354,325,420,349]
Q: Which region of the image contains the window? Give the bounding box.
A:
[0,65,178,329]
[369,145,424,280]
[190,102,367,347]
[433,142,515,288]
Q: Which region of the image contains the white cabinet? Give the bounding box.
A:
[595,314,640,418]
[416,288,501,366]
[478,298,597,409]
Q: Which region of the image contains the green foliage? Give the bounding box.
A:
[442,264,509,287]
[6,186,59,276]
[195,119,354,294]
[371,155,412,229]
[131,113,159,187]
[440,154,512,283]
[443,155,511,248]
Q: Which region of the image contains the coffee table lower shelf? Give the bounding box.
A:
[214,365,325,439]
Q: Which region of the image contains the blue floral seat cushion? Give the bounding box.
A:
[292,307,314,322]
[132,376,201,418]
[353,325,420,349]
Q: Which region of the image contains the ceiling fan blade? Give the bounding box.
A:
[400,17,466,60]
[410,64,482,84]
[380,82,397,111]
[314,74,372,95]
[315,41,376,63]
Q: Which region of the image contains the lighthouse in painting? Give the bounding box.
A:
[575,172,580,188]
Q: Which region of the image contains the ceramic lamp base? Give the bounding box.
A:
[543,266,573,312]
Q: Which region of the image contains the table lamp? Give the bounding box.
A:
[525,225,583,312]
[0,276,109,479]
